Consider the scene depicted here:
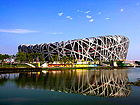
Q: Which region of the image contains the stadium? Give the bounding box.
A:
[18,35,129,61]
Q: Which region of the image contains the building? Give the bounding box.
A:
[18,35,129,61]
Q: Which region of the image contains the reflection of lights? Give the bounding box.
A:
[38,72,40,75]
[48,70,72,74]
[58,90,61,92]
[31,87,35,89]
[42,70,48,74]
[25,85,28,89]
[75,70,88,73]
[15,70,131,98]
[32,72,38,74]
[51,71,60,74]
[64,91,68,93]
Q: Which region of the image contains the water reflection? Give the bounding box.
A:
[0,70,132,98]
[0,73,19,85]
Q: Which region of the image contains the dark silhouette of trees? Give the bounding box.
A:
[16,52,44,63]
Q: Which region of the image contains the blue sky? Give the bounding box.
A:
[0,0,140,60]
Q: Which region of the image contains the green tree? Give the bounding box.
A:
[29,53,33,62]
[49,54,59,63]
[39,53,45,62]
[25,53,33,62]
[0,54,2,60]
[68,56,74,63]
[74,59,78,63]
[49,57,54,64]
[2,54,10,60]
[16,52,26,63]
[33,53,45,62]
[93,58,98,64]
[54,54,59,61]
[67,57,71,64]
[88,61,91,65]
[0,54,10,67]
[62,56,68,64]
[59,58,63,64]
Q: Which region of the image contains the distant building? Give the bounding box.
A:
[18,35,129,61]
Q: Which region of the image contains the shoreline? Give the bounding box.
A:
[0,66,138,73]
[0,66,138,70]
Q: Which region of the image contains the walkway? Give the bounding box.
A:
[25,63,35,68]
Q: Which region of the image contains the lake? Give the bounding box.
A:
[0,68,140,105]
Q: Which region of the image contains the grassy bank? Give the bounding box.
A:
[0,63,130,70]
[0,63,30,68]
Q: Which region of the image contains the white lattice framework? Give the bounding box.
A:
[18,35,129,61]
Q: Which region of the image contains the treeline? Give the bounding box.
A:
[16,52,44,62]
[0,54,10,61]
[135,61,140,65]
[49,54,74,64]
[0,52,102,64]
[0,52,44,63]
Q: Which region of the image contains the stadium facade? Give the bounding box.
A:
[18,35,129,61]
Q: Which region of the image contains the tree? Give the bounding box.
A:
[0,54,10,67]
[25,53,33,62]
[39,54,45,62]
[74,59,78,63]
[68,56,74,64]
[88,61,91,65]
[93,58,98,64]
[16,52,26,63]
[49,57,54,64]
[16,52,45,63]
[0,54,2,60]
[62,56,68,64]
[59,58,63,64]
[67,57,71,64]
[2,54,9,60]
[135,61,140,65]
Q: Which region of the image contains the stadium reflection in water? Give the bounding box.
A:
[8,70,131,98]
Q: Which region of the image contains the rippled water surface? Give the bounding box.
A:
[0,68,140,105]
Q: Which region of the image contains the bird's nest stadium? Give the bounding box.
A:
[18,35,129,61]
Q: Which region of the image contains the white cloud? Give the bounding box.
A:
[84,10,90,13]
[89,19,94,22]
[58,32,63,34]
[46,32,63,35]
[52,33,57,34]
[99,12,101,14]
[66,16,72,20]
[77,10,80,12]
[58,12,63,16]
[136,3,139,5]
[86,15,92,18]
[121,9,123,12]
[81,11,83,12]
[105,18,109,20]
[66,16,71,18]
[0,29,38,34]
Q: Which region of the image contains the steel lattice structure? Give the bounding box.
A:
[18,35,129,61]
